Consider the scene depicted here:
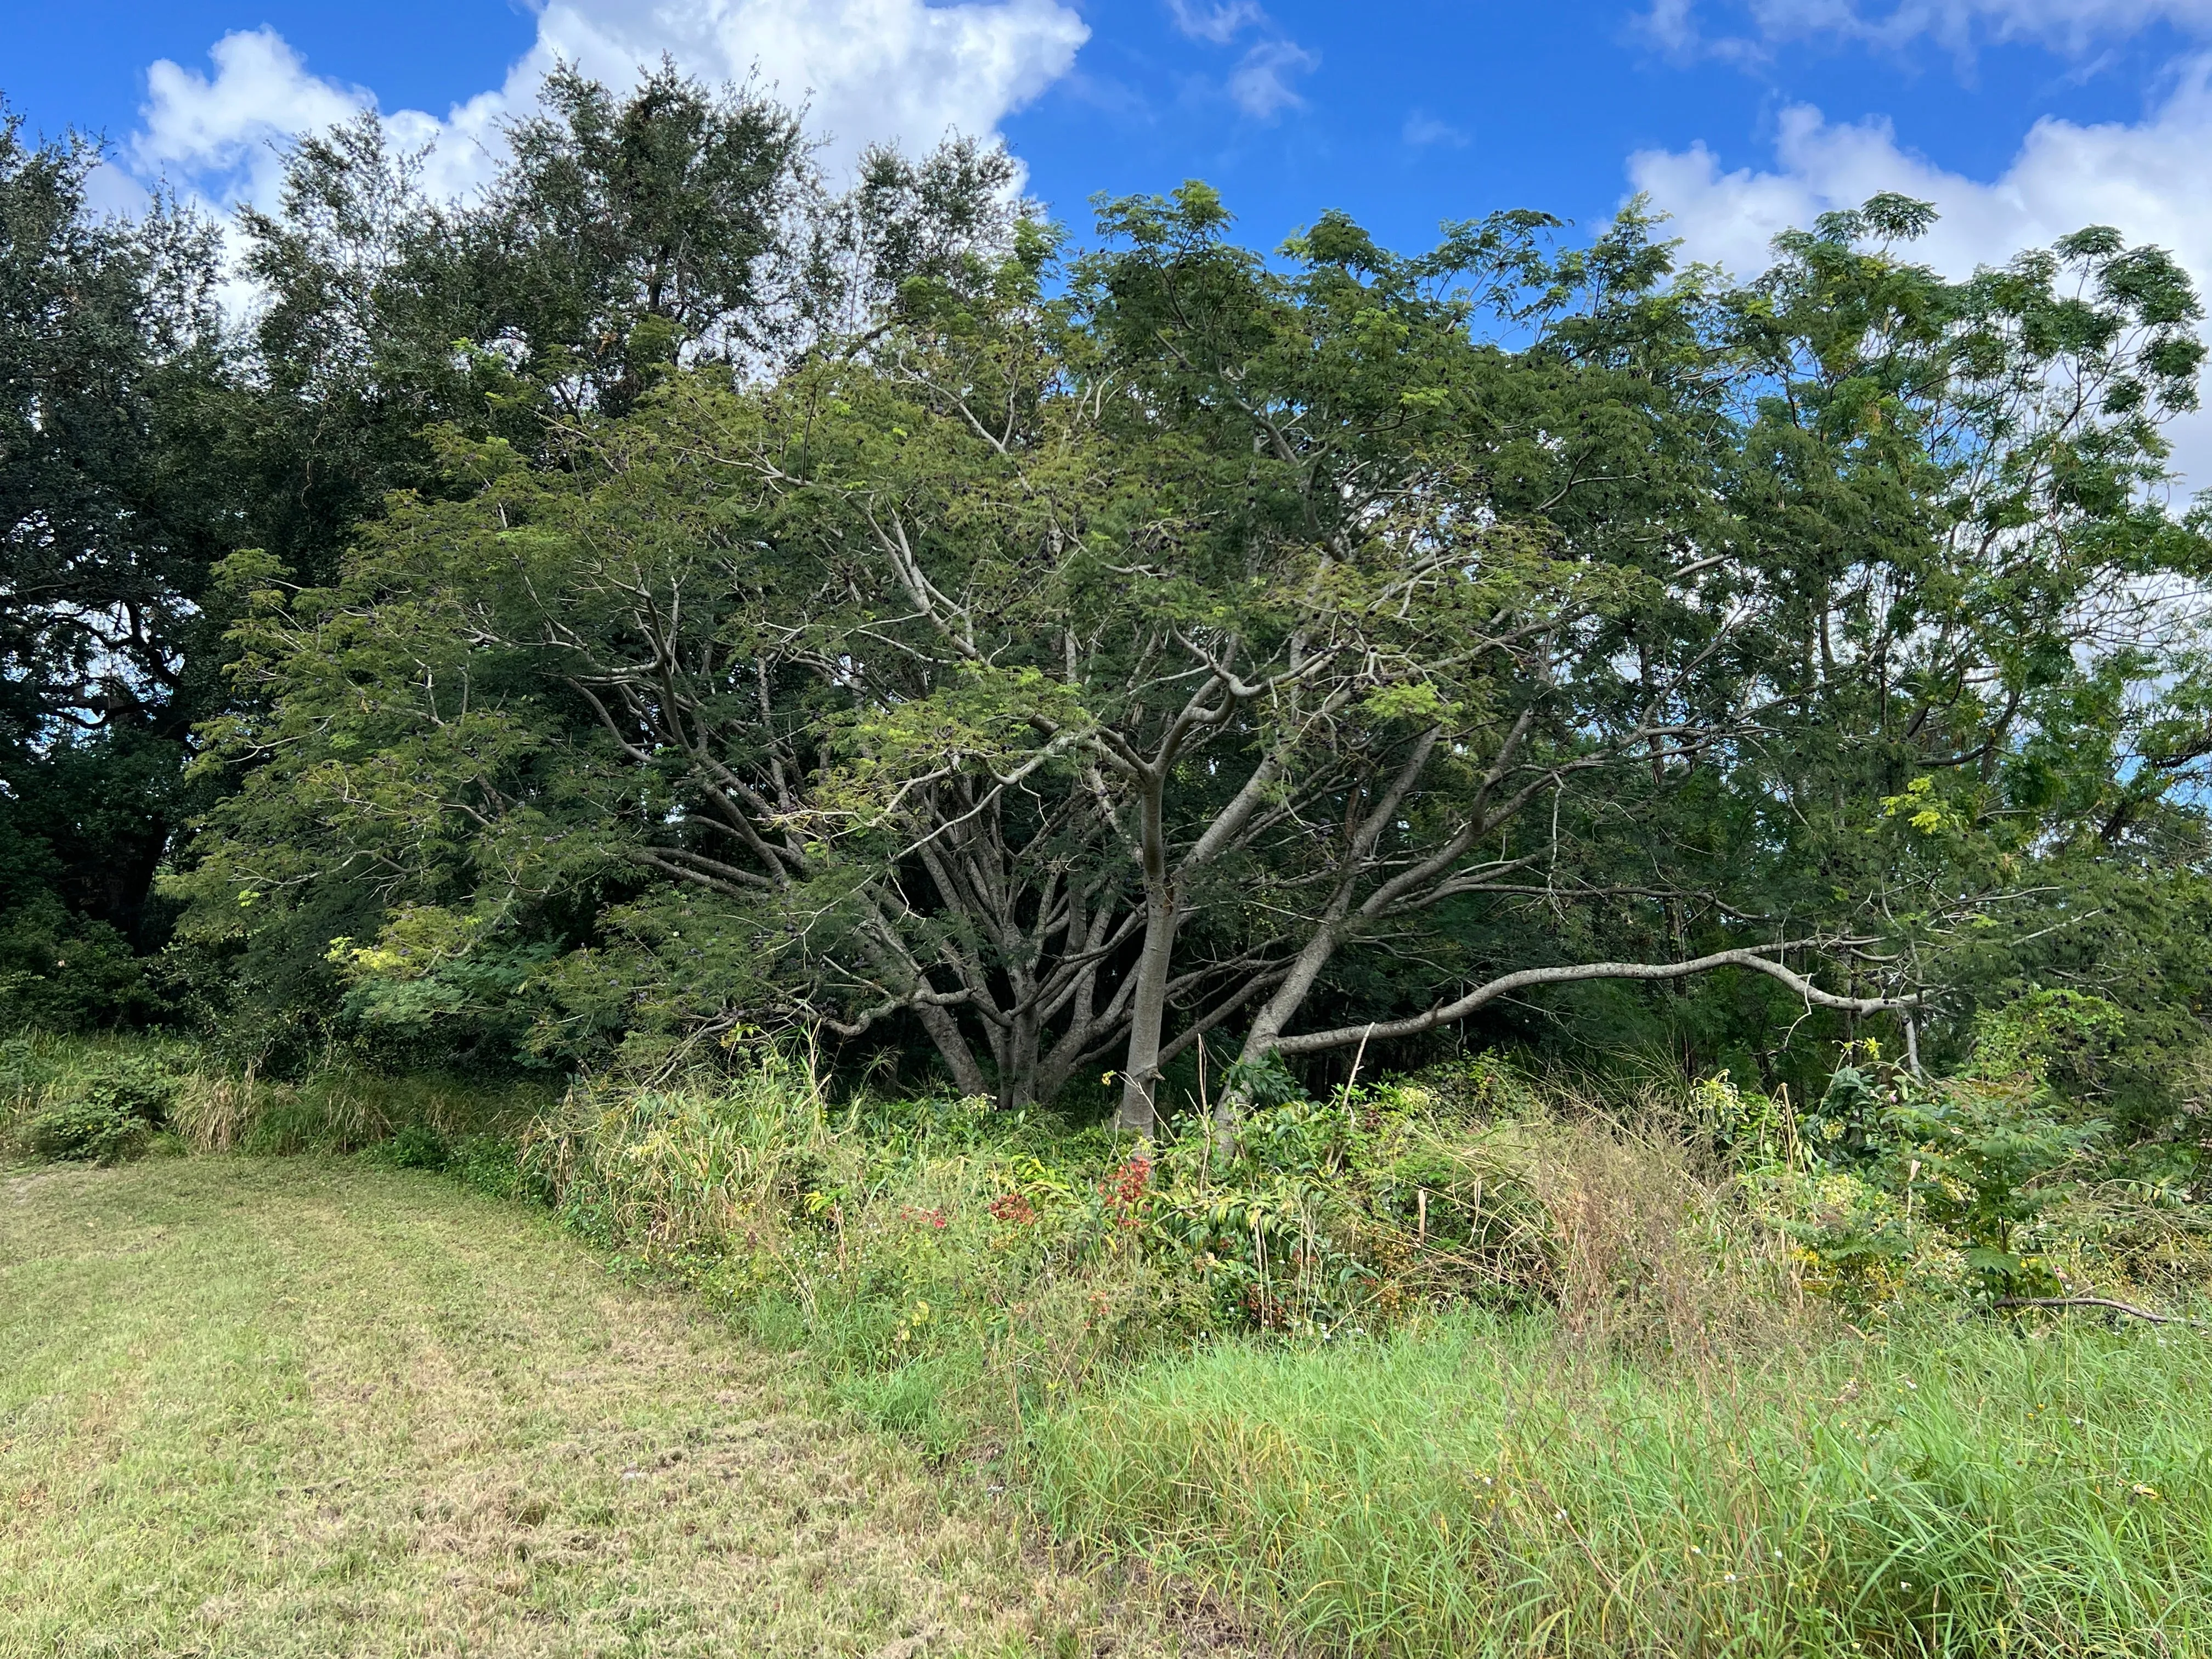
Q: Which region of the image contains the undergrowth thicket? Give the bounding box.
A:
[522,1051,1837,1451]
[7,1024,2209,1655]
[0,1031,550,1171]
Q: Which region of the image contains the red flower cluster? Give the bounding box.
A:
[986,1190,1037,1226]
[898,1205,949,1229]
[1100,1154,1153,1226]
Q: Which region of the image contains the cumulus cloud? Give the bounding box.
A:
[1227,38,1320,119]
[1629,58,2212,486]
[132,29,372,206]
[525,0,1088,166]
[1641,0,2212,64]
[126,0,1090,208]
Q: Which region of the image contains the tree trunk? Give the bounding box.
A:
[1116,883,1177,1134]
[1116,775,1175,1136]
[912,1000,990,1098]
[1211,917,1342,1149]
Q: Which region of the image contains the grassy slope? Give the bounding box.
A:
[0,1156,1221,1658]
[1034,1313,2212,1657]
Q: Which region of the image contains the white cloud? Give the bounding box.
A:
[524,0,1088,167]
[1167,0,1269,44]
[80,162,155,221]
[126,0,1090,210]
[132,29,372,206]
[1629,57,2212,487]
[1403,109,1469,149]
[1227,38,1319,119]
[1642,0,2212,63]
[1160,1,1317,122]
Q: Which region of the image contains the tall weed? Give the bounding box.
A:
[3,1031,549,1166]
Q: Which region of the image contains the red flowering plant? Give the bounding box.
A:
[1099,1153,1154,1228]
[986,1189,1037,1226]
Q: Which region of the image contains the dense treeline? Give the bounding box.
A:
[6,67,2212,1138]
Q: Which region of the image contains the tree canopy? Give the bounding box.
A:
[3,68,2209,1138]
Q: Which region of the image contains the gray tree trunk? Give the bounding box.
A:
[1116,776,1176,1135]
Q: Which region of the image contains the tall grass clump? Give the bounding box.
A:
[2,1030,549,1173]
[1031,1311,2212,1657]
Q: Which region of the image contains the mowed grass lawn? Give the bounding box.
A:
[0,1156,1215,1658]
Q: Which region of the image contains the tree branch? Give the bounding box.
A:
[1271,944,1918,1056]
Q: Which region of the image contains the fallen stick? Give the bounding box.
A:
[1994,1295,2207,1328]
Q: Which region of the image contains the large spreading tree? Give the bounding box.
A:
[181,172,2211,1122]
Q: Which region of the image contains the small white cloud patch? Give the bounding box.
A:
[1639,0,2212,65]
[1228,38,1320,120]
[1403,109,1469,149]
[1166,0,1270,45]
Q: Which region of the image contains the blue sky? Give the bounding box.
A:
[5,0,2212,471]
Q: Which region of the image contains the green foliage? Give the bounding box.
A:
[527,1050,1815,1449]
[0,894,156,1031]
[1031,1312,2212,1658]
[1739,994,2205,1313]
[1,1031,551,1176]
[18,1092,156,1165]
[0,101,236,979]
[1,1035,184,1163]
[357,1119,534,1200]
[169,171,2212,1143]
[1884,1076,2105,1296]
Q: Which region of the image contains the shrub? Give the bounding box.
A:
[1779,999,2184,1313]
[0,895,159,1031]
[3,1040,183,1164]
[21,1092,155,1163]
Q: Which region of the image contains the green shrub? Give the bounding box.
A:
[0,894,159,1031]
[21,1092,155,1163]
[3,1040,183,1164]
[373,1121,452,1169]
[1781,997,2181,1312]
[355,1121,533,1200]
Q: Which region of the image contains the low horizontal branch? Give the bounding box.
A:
[1271,944,1918,1057]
